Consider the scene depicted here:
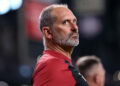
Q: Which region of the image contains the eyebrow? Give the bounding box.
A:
[73,18,77,22]
[63,18,77,22]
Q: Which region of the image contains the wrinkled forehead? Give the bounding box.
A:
[98,63,105,73]
[51,7,76,20]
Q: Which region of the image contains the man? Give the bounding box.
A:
[76,55,105,86]
[32,4,89,86]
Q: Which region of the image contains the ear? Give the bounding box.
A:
[42,27,52,39]
[93,73,99,85]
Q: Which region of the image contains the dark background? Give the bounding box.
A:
[0,0,120,86]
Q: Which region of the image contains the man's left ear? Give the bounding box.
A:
[93,73,99,85]
[42,27,52,39]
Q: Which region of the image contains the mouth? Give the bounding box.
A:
[68,33,79,40]
[71,33,79,39]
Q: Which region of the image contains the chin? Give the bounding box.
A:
[66,40,79,47]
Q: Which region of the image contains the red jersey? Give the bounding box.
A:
[32,50,89,86]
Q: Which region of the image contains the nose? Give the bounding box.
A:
[70,22,78,33]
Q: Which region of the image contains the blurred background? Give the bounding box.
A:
[0,0,120,86]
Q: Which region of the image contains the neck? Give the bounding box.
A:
[44,40,74,59]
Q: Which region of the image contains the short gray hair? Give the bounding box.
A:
[39,4,68,31]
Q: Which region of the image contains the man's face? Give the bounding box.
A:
[51,7,79,47]
[98,64,105,86]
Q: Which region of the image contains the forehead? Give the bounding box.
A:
[51,7,76,20]
[98,63,105,72]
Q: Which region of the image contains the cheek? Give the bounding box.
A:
[100,74,105,86]
[55,30,68,38]
[55,25,70,33]
[53,31,64,39]
[102,74,105,84]
[53,25,71,38]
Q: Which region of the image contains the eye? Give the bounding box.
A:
[73,19,77,24]
[63,20,69,25]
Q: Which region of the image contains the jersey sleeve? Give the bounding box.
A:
[32,58,76,86]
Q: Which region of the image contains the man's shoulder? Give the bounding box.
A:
[37,54,61,67]
[39,54,58,63]
[33,54,66,77]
